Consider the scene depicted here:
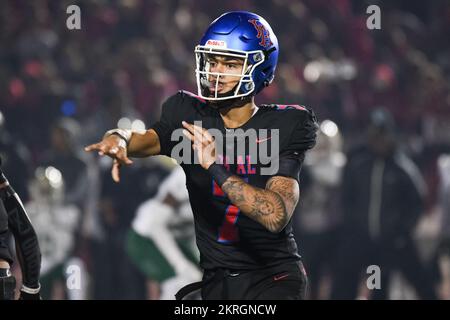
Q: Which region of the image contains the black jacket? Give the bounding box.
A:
[341,147,426,243]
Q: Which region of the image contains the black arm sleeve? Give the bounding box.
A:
[276,108,318,182]
[0,168,41,288]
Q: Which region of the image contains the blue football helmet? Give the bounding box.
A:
[195,11,279,101]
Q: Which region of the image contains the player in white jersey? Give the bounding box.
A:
[127,166,201,299]
[25,166,82,299]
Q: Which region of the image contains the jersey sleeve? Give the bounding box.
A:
[150,93,184,157]
[276,108,318,181]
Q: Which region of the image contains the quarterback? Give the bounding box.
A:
[86,11,317,300]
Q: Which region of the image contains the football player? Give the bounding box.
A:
[127,165,201,300]
[24,166,81,300]
[86,11,318,300]
[0,156,42,300]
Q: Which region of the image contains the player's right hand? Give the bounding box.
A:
[84,135,133,183]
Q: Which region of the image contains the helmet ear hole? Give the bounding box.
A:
[245,82,254,91]
[253,52,263,63]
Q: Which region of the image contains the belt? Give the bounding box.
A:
[175,268,238,300]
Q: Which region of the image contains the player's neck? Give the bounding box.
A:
[219,99,258,129]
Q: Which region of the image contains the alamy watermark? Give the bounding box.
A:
[367,265,381,290]
[170,121,280,175]
[66,4,380,31]
[366,5,381,30]
[66,264,81,290]
[66,5,81,30]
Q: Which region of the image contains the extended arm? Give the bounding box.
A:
[85,128,161,182]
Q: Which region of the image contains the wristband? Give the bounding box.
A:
[207,163,232,187]
[21,283,41,294]
[104,129,132,146]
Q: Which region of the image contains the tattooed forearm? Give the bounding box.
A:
[221,175,299,233]
[265,176,299,215]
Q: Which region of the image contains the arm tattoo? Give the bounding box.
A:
[221,175,299,233]
[266,176,299,215]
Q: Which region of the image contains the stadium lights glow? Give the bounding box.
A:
[331,152,347,167]
[320,119,339,137]
[131,119,146,133]
[117,118,146,133]
[304,59,357,82]
[45,166,63,188]
[117,117,132,129]
[438,154,450,169]
[304,61,321,83]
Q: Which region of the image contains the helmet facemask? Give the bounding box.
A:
[195,45,265,101]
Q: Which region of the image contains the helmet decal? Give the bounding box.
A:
[248,19,273,48]
[205,40,227,49]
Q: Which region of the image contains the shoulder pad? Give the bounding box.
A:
[179,90,207,104]
[265,104,308,111]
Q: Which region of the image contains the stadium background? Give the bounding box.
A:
[0,0,449,299]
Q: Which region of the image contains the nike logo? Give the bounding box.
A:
[273,273,290,281]
[256,136,271,144]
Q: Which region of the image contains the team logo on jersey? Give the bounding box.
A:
[205,39,227,48]
[248,19,273,48]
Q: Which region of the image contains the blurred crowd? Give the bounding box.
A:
[0,0,449,299]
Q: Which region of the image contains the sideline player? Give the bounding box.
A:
[0,156,42,300]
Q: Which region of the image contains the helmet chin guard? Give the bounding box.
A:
[195,46,265,101]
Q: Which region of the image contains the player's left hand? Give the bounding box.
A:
[182,121,216,170]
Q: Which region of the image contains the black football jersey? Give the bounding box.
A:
[151,90,318,270]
